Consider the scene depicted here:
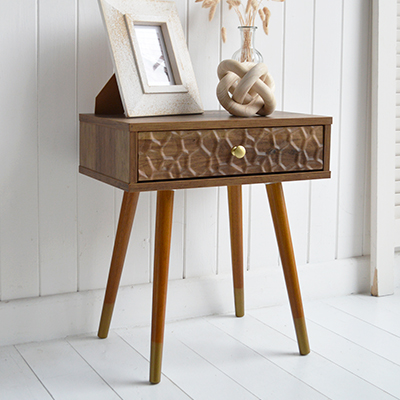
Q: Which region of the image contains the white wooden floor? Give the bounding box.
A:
[2,292,400,400]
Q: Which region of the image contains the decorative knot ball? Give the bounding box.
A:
[216,59,276,117]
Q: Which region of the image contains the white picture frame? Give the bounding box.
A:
[98,0,203,117]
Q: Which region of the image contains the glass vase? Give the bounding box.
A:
[232,26,263,63]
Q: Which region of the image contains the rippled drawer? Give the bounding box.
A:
[138,126,324,182]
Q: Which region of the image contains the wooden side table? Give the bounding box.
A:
[79,110,332,384]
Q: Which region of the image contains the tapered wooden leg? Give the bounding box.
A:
[98,191,140,339]
[227,185,244,317]
[150,190,174,384]
[266,183,310,355]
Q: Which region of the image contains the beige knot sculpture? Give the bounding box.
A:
[216,59,276,117]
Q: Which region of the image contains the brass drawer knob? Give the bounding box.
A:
[231,145,246,159]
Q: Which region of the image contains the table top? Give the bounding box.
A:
[79,110,333,132]
[79,110,332,192]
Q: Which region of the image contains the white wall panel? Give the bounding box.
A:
[283,180,310,266]
[220,1,240,62]
[282,0,315,266]
[337,0,370,259]
[38,0,78,295]
[282,0,314,113]
[77,0,115,292]
[217,187,232,276]
[185,188,218,278]
[0,1,39,300]
[77,177,115,292]
[187,0,220,110]
[308,0,343,263]
[115,191,151,286]
[258,2,285,110]
[248,184,279,271]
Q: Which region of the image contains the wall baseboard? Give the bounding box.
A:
[0,256,374,346]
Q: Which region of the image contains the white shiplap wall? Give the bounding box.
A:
[0,0,371,314]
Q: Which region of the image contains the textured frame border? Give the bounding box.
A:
[98,0,203,117]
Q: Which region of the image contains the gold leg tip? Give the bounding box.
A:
[150,342,163,384]
[234,288,245,318]
[294,317,310,356]
[235,311,245,318]
[97,303,115,339]
[300,347,311,356]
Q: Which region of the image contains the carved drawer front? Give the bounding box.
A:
[138,126,324,182]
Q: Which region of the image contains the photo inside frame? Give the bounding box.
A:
[134,24,175,86]
[124,14,185,93]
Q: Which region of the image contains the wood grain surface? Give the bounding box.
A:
[79,111,331,192]
[80,110,332,131]
[138,126,324,181]
[80,121,131,183]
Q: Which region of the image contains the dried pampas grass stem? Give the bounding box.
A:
[221,27,227,43]
[196,0,284,45]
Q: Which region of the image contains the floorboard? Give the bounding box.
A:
[0,346,52,400]
[306,301,400,366]
[16,340,121,400]
[2,292,400,399]
[324,295,400,337]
